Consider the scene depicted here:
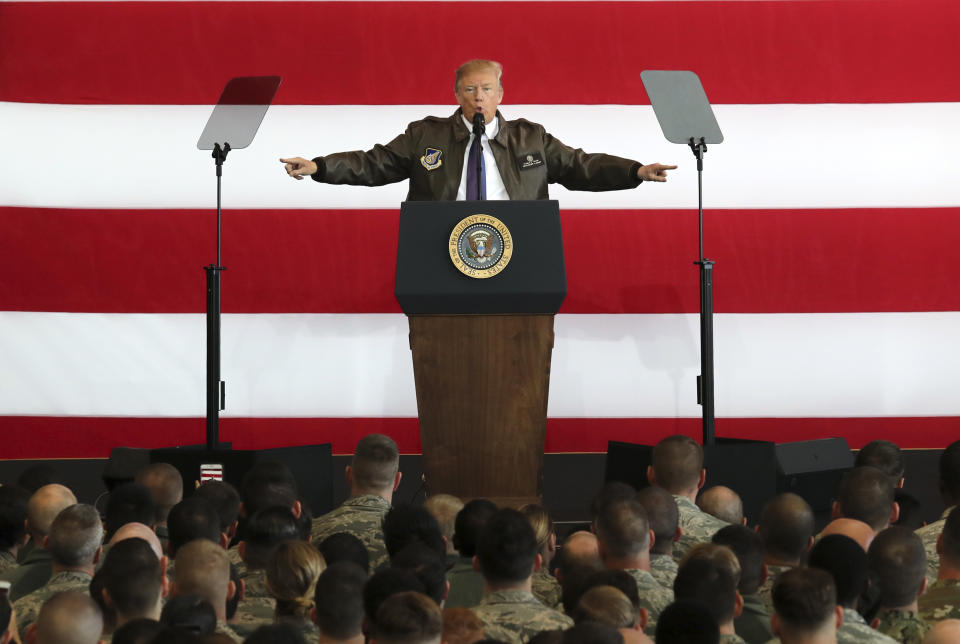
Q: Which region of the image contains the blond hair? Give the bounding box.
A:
[519,503,554,556]
[266,540,327,618]
[454,59,503,93]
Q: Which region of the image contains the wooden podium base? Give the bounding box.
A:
[409,314,554,501]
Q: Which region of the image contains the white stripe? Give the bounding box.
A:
[1,311,957,418]
[2,102,958,210]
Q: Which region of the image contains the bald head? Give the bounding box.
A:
[109,522,163,559]
[34,590,103,644]
[924,619,960,644]
[650,435,704,495]
[173,539,232,619]
[697,486,743,525]
[820,518,875,552]
[758,493,815,563]
[26,484,76,540]
[556,531,602,575]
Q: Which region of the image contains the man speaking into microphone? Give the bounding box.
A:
[280,59,676,199]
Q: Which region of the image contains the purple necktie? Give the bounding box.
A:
[466,133,486,200]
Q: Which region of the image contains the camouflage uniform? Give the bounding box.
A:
[446,557,484,609]
[277,616,322,642]
[918,578,960,623]
[649,554,678,590]
[0,550,15,575]
[757,564,792,614]
[310,495,391,570]
[531,569,562,610]
[1,544,52,601]
[734,593,773,644]
[216,620,245,643]
[231,568,275,638]
[873,609,929,644]
[472,589,573,644]
[916,506,954,587]
[837,608,898,644]
[624,569,673,636]
[672,495,729,562]
[720,634,747,644]
[13,570,93,640]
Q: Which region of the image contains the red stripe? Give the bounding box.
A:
[2,207,958,314]
[2,1,958,105]
[1,415,956,459]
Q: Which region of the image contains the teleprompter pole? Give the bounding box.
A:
[205,142,230,450]
[690,138,715,445]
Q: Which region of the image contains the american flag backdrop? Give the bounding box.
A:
[1,0,959,459]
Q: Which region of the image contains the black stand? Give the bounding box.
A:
[690,138,715,445]
[204,142,230,449]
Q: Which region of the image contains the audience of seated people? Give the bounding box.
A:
[1,434,960,644]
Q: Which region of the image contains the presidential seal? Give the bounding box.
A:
[449,214,513,279]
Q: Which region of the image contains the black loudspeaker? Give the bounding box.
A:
[148,443,334,517]
[775,438,853,514]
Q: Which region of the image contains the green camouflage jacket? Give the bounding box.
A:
[919,578,960,623]
[672,495,729,562]
[311,495,391,570]
[874,609,929,644]
[472,589,573,644]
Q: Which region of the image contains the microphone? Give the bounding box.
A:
[472,111,485,136]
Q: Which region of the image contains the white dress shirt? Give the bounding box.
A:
[456,114,510,200]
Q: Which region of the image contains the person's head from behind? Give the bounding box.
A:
[30,590,104,644]
[0,485,31,556]
[648,435,704,496]
[711,525,765,596]
[349,434,401,496]
[239,505,300,569]
[635,485,679,557]
[770,567,841,644]
[391,543,448,607]
[423,494,462,555]
[47,503,103,568]
[363,568,427,635]
[105,482,156,539]
[673,549,741,630]
[561,621,624,644]
[266,540,326,619]
[135,462,184,526]
[100,537,165,624]
[167,497,224,558]
[476,508,539,587]
[160,594,217,636]
[654,600,719,644]
[834,466,898,532]
[572,585,638,630]
[696,486,744,525]
[594,498,651,566]
[758,493,815,565]
[193,480,241,538]
[519,504,556,565]
[319,532,370,573]
[172,539,233,620]
[313,562,367,642]
[867,526,927,610]
[26,483,76,542]
[453,59,504,125]
[111,617,165,644]
[808,534,868,610]
[383,504,446,560]
[452,499,497,558]
[240,460,299,519]
[441,607,483,644]
[370,591,442,644]
[855,440,904,488]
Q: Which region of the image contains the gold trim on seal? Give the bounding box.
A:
[448,214,513,279]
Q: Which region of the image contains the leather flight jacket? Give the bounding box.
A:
[312,109,644,200]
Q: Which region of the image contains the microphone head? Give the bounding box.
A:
[472,111,485,135]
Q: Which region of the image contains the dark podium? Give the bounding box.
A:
[396,200,566,506]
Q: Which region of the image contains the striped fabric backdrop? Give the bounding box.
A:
[1,0,959,458]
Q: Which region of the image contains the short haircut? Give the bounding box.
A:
[442,607,483,644]
[167,497,222,555]
[373,591,443,644]
[758,493,815,561]
[352,434,400,492]
[476,508,538,584]
[89,567,117,634]
[771,567,837,634]
[652,435,704,493]
[136,462,184,525]
[595,498,650,559]
[173,539,231,611]
[363,568,426,625]
[160,594,217,636]
[454,59,504,93]
[590,482,636,524]
[242,506,300,569]
[712,525,765,595]
[808,534,869,608]
[423,494,463,543]
[48,503,103,567]
[867,526,926,608]
[519,504,555,556]
[193,480,241,532]
[105,482,156,538]
[560,621,623,644]
[245,623,308,644]
[112,617,165,644]
[314,562,367,640]
[452,498,497,557]
[655,599,720,644]
[240,461,298,517]
[383,504,446,559]
[391,543,447,607]
[837,466,896,531]
[697,486,743,525]
[26,483,77,538]
[635,485,679,555]
[0,484,30,550]
[940,440,960,502]
[101,537,162,618]
[674,556,738,625]
[855,440,905,484]
[942,505,960,565]
[572,585,637,628]
[578,569,641,620]
[318,532,370,573]
[265,540,326,619]
[35,590,104,644]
